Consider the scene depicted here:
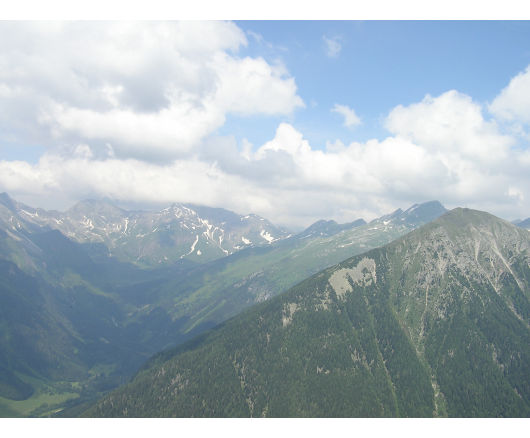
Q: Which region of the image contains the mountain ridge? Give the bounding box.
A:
[514,217,530,230]
[0,195,454,416]
[86,207,530,417]
[138,199,450,342]
[0,192,290,267]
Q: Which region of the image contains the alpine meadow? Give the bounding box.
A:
[0,19,530,420]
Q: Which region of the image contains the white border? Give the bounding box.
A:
[1,418,528,438]
[1,0,530,20]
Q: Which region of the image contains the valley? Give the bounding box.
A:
[0,193,448,416]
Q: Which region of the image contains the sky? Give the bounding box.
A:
[1,18,530,229]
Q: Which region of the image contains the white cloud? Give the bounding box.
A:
[242,91,527,224]
[253,123,449,198]
[0,153,272,215]
[212,53,304,115]
[386,90,513,165]
[489,65,530,124]
[1,98,528,228]
[331,104,362,128]
[256,123,311,159]
[507,186,524,203]
[0,21,303,161]
[323,35,342,58]
[1,27,530,228]
[2,86,529,228]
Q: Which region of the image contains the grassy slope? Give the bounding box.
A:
[149,220,414,337]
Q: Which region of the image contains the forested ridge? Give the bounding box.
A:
[87,208,530,417]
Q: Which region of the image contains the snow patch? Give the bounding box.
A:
[19,209,38,218]
[6,229,22,241]
[82,217,94,230]
[190,235,199,253]
[181,234,199,258]
[260,229,275,243]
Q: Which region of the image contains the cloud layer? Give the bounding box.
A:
[1,22,529,228]
[490,65,530,125]
[0,21,303,161]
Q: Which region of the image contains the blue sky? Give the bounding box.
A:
[221,21,530,147]
[0,20,530,227]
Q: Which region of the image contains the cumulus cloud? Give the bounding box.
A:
[4,85,528,228]
[0,21,303,161]
[386,90,514,165]
[331,104,362,128]
[489,65,530,124]
[243,91,527,224]
[323,35,342,58]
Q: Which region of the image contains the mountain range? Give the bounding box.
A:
[143,201,448,340]
[0,193,289,268]
[1,193,528,417]
[87,208,530,417]
[0,193,447,417]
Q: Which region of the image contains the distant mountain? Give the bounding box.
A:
[0,193,290,267]
[374,200,448,226]
[296,201,446,240]
[87,208,530,417]
[514,218,530,230]
[129,201,448,344]
[296,218,366,239]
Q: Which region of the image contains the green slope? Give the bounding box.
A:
[0,198,446,416]
[0,228,189,417]
[87,208,530,417]
[145,201,447,339]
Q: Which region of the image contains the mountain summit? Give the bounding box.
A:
[373,200,447,226]
[0,194,290,267]
[88,208,530,417]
